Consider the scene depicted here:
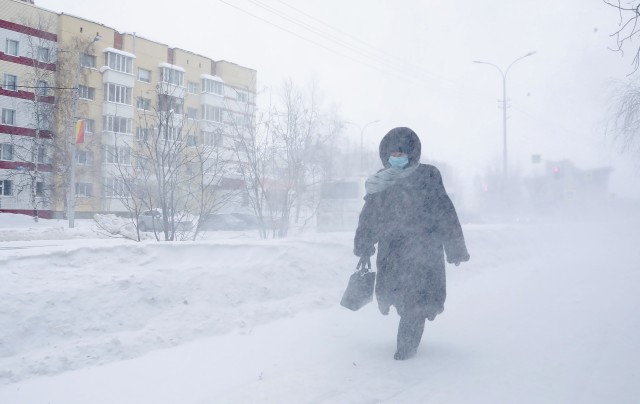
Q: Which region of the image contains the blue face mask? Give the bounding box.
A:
[388,155,409,168]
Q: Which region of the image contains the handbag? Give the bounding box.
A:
[340,259,376,311]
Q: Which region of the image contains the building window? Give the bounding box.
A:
[202,78,224,96]
[36,144,47,163]
[104,177,128,197]
[158,94,183,114]
[5,39,19,56]
[201,105,222,122]
[84,118,95,133]
[237,91,248,102]
[160,67,184,86]
[78,85,95,100]
[36,80,48,96]
[136,126,150,142]
[37,46,50,62]
[104,83,132,105]
[187,107,198,119]
[160,126,182,142]
[35,181,44,197]
[3,74,17,91]
[80,53,96,68]
[0,180,12,196]
[138,68,151,83]
[136,97,151,110]
[103,115,132,134]
[75,182,92,197]
[105,51,133,74]
[76,150,93,165]
[104,145,131,165]
[2,109,16,125]
[188,81,199,94]
[202,130,222,146]
[0,143,14,161]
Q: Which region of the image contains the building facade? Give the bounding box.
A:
[0,0,256,219]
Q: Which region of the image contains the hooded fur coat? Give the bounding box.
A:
[354,128,469,320]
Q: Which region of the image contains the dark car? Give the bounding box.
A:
[138,209,193,232]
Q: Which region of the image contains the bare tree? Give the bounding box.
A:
[5,16,57,220]
[605,0,640,73]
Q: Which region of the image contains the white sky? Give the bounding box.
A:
[34,0,640,198]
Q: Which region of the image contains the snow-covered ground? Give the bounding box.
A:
[0,208,639,403]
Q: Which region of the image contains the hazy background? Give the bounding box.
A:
[36,0,640,200]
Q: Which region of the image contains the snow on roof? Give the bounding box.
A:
[158,62,185,72]
[102,47,136,59]
[200,73,224,83]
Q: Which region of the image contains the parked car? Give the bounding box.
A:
[138,209,193,232]
[201,213,259,231]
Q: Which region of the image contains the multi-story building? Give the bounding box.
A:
[1,0,257,219]
[0,0,57,217]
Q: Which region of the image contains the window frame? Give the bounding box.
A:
[0,179,12,196]
[78,85,96,100]
[0,143,14,161]
[1,109,16,126]
[3,74,18,91]
[5,39,19,56]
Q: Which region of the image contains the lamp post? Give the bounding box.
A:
[346,119,380,173]
[67,33,101,228]
[473,51,535,180]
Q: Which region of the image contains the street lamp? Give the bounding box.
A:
[346,120,381,173]
[473,51,535,180]
[67,33,101,228]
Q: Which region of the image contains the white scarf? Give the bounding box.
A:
[365,164,419,194]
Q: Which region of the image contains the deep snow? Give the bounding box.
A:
[0,209,639,403]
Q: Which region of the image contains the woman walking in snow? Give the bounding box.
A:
[354,127,470,360]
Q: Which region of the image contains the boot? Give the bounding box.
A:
[394,315,425,360]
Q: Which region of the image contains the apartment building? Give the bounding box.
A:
[0,0,257,219]
[0,0,57,217]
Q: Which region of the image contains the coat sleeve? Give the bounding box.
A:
[430,167,470,264]
[353,193,379,257]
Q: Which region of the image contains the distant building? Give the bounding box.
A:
[525,159,612,213]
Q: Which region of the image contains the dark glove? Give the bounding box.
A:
[357,256,371,271]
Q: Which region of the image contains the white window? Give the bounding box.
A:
[80,53,96,68]
[5,39,18,56]
[237,91,248,102]
[188,81,199,94]
[2,109,16,125]
[0,180,12,196]
[104,145,131,165]
[103,116,132,134]
[105,51,133,74]
[202,78,224,96]
[78,85,95,100]
[160,67,183,86]
[202,130,222,147]
[158,94,183,114]
[187,107,198,119]
[76,150,93,165]
[160,126,182,142]
[37,46,50,62]
[104,83,132,105]
[3,74,17,91]
[75,182,92,197]
[0,143,14,160]
[84,118,95,133]
[104,177,128,197]
[36,80,48,96]
[202,105,222,122]
[136,126,150,141]
[136,97,151,110]
[138,68,151,83]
